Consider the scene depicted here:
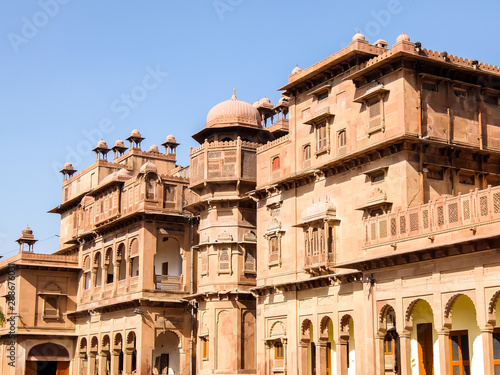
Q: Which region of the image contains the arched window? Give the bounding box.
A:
[272,156,280,172]
[146,176,156,200]
[338,129,346,147]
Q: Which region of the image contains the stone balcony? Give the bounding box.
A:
[190,139,259,188]
[304,252,335,274]
[363,185,500,250]
[154,274,183,291]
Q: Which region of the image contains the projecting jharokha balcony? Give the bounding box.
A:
[155,274,183,291]
[363,185,500,247]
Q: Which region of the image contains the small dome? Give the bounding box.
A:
[352,31,366,41]
[374,39,388,47]
[117,168,132,178]
[291,65,302,74]
[97,140,108,149]
[99,171,118,186]
[22,226,33,236]
[254,97,274,109]
[396,32,410,43]
[140,161,157,173]
[63,162,74,170]
[149,144,159,153]
[206,90,262,128]
[114,139,126,148]
[165,134,177,143]
[130,129,142,138]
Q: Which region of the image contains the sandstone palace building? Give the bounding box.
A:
[2,32,500,374]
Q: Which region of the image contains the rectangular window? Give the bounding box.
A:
[454,88,468,98]
[269,236,280,264]
[336,91,346,110]
[274,342,284,359]
[449,330,470,374]
[317,91,328,102]
[427,169,444,180]
[368,98,382,132]
[422,81,438,92]
[485,94,499,106]
[371,171,385,183]
[303,145,311,168]
[44,296,59,317]
[316,123,327,152]
[219,249,230,272]
[459,174,475,185]
[493,328,500,370]
[244,249,256,272]
[201,337,209,360]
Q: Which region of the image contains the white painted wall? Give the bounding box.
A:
[155,238,182,276]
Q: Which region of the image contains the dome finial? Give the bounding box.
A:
[232,88,237,100]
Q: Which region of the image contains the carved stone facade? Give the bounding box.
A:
[2,32,500,374]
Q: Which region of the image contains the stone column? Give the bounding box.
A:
[482,327,494,374]
[91,270,97,291]
[438,330,450,375]
[298,343,309,375]
[316,342,328,375]
[126,259,132,287]
[113,263,119,290]
[98,352,109,375]
[374,335,385,375]
[398,333,412,375]
[336,341,348,375]
[124,351,133,375]
[110,352,120,375]
[88,353,96,375]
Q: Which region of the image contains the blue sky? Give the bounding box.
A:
[0,0,498,256]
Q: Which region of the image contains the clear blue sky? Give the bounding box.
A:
[0,0,498,256]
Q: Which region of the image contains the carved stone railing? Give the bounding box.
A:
[363,186,500,246]
[154,275,183,291]
[304,252,334,270]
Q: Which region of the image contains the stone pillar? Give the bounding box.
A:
[316,342,328,375]
[336,341,348,375]
[298,343,308,375]
[482,328,494,374]
[438,330,450,375]
[91,270,97,291]
[102,265,108,288]
[283,339,288,374]
[113,263,119,289]
[375,335,385,375]
[126,259,132,287]
[110,352,120,375]
[124,351,133,375]
[88,353,96,375]
[98,352,109,375]
[398,333,412,375]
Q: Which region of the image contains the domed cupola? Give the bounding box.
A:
[192,89,269,144]
[205,89,262,128]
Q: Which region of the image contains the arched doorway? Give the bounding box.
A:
[445,294,482,374]
[379,305,400,374]
[340,314,355,375]
[319,316,336,375]
[406,299,437,375]
[25,343,70,375]
[299,319,315,375]
[153,331,180,374]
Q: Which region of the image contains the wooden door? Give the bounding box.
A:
[417,323,433,375]
[449,330,470,375]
